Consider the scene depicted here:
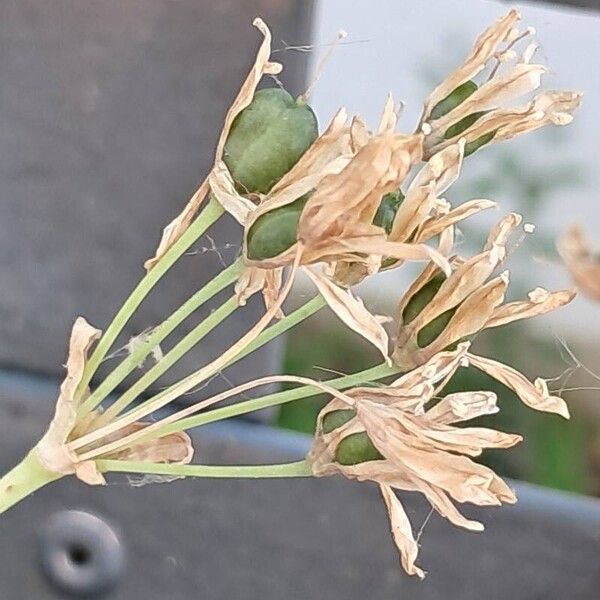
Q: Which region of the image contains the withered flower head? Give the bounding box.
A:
[333,139,496,287]
[419,9,581,159]
[558,223,600,301]
[308,344,533,579]
[393,213,575,392]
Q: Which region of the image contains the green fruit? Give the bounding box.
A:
[223,88,318,194]
[416,308,457,348]
[335,433,384,465]
[464,130,497,157]
[321,409,383,466]
[373,190,405,234]
[246,194,310,260]
[401,273,461,348]
[402,273,447,324]
[430,80,478,120]
[322,409,356,434]
[444,110,489,140]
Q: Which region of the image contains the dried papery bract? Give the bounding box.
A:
[418,9,581,159]
[35,318,194,486]
[144,18,282,270]
[308,344,532,578]
[558,224,600,301]
[393,213,575,412]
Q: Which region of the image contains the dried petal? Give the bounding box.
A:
[304,268,389,361]
[426,391,499,424]
[36,317,104,484]
[486,287,576,328]
[380,484,425,579]
[105,423,194,464]
[467,353,569,418]
[558,224,600,301]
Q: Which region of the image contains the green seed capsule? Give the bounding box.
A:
[401,273,460,348]
[322,409,356,434]
[223,88,318,194]
[336,433,384,465]
[321,409,384,465]
[416,308,457,348]
[246,194,310,260]
[444,110,489,140]
[402,273,447,324]
[430,80,478,120]
[373,190,405,235]
[464,130,497,157]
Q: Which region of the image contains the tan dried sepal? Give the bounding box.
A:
[144,18,281,270]
[380,484,425,579]
[485,287,576,328]
[426,391,499,425]
[297,133,423,246]
[36,317,105,485]
[421,9,522,122]
[103,423,194,464]
[304,267,390,361]
[467,352,569,418]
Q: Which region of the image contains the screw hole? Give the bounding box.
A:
[67,543,92,567]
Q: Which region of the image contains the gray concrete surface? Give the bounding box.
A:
[1,369,600,599]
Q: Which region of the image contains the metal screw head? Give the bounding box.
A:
[37,509,126,598]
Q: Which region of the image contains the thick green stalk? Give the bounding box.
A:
[96,295,240,426]
[0,451,61,515]
[78,259,243,419]
[142,362,399,441]
[77,196,225,398]
[111,295,327,424]
[97,459,312,478]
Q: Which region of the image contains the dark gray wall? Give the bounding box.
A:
[1,370,600,599]
[0,0,313,400]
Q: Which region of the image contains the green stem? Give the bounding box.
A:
[223,295,326,367]
[142,361,399,441]
[97,458,312,478]
[77,196,225,398]
[0,451,61,515]
[78,259,243,419]
[112,295,327,424]
[97,295,240,426]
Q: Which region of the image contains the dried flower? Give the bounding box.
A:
[558,224,600,301]
[308,343,568,577]
[36,318,193,486]
[418,9,581,159]
[393,213,575,402]
[333,139,496,286]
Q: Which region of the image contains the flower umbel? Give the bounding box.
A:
[308,344,525,579]
[418,9,581,159]
[393,212,575,410]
